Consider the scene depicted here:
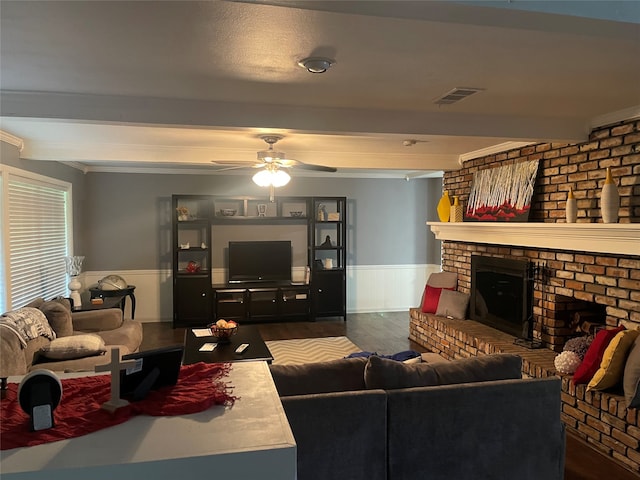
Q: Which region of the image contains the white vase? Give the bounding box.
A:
[565,188,577,223]
[601,167,619,223]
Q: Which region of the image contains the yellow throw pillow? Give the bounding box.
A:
[587,329,640,391]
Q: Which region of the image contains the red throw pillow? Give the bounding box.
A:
[573,325,626,384]
[421,285,454,314]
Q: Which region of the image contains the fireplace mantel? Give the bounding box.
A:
[427,222,640,256]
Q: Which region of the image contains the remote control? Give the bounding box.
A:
[235,343,249,354]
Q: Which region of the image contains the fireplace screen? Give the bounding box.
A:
[470,256,533,340]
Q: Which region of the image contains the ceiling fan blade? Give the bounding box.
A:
[211,164,252,172]
[289,160,337,172]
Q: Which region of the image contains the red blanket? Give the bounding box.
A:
[1,362,236,450]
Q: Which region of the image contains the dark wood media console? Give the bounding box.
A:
[213,283,310,323]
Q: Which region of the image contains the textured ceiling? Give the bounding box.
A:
[1,0,639,177]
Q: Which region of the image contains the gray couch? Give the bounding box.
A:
[1,297,143,376]
[270,354,565,480]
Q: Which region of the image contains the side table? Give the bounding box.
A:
[89,285,136,319]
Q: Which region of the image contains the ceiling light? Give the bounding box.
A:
[298,57,334,74]
[252,167,291,188]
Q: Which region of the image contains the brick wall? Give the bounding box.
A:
[442,118,640,350]
[426,117,640,474]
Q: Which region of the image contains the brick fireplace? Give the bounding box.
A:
[410,117,640,473]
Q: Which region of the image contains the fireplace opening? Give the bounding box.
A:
[470,256,539,347]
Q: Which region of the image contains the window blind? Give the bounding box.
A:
[3,170,71,310]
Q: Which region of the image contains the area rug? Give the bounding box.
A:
[265,336,361,365]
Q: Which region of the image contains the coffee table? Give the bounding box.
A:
[182,325,273,365]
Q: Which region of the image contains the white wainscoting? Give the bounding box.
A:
[81,264,441,322]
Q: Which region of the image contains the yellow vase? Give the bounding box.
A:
[449,196,463,222]
[437,191,451,222]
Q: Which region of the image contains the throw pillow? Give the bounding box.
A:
[623,335,640,409]
[269,357,368,396]
[435,289,470,319]
[40,334,106,360]
[573,325,626,384]
[421,285,447,313]
[426,272,458,289]
[364,353,522,390]
[588,329,640,391]
[420,271,458,314]
[39,298,73,338]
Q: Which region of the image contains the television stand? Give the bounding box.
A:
[213,283,310,323]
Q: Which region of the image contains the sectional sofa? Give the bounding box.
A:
[270,354,565,480]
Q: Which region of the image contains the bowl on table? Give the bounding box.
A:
[208,320,238,343]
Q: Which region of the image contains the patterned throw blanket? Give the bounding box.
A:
[0,307,56,347]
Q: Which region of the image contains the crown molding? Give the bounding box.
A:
[590,105,640,129]
[458,142,535,165]
[0,130,24,151]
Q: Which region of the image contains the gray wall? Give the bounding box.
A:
[2,142,442,272]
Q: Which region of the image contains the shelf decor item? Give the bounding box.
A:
[317,204,327,221]
[600,167,619,224]
[565,188,577,223]
[176,206,189,221]
[437,191,451,222]
[449,196,463,222]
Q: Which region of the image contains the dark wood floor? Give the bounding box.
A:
[141,313,639,480]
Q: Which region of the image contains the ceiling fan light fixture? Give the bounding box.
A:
[252,168,290,188]
[298,57,334,74]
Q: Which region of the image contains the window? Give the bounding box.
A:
[0,166,73,312]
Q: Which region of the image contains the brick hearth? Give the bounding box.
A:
[419,117,640,474]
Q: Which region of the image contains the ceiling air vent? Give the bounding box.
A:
[434,87,483,105]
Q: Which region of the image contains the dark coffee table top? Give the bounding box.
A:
[182,325,273,365]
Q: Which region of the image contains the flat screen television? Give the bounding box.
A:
[228,240,292,284]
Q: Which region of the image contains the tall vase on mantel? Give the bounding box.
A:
[449,196,463,222]
[601,167,619,223]
[437,191,451,222]
[565,188,577,223]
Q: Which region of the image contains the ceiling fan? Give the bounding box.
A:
[212,135,337,201]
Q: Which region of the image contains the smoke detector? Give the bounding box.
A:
[298,57,335,74]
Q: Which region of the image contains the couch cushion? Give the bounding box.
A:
[282,390,387,480]
[31,344,131,373]
[364,353,522,390]
[269,357,367,396]
[39,298,73,337]
[94,319,144,353]
[40,334,106,360]
[588,329,640,392]
[624,335,640,408]
[435,289,470,319]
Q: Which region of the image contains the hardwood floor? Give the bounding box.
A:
[141,313,639,480]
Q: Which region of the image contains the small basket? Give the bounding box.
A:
[208,323,238,343]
